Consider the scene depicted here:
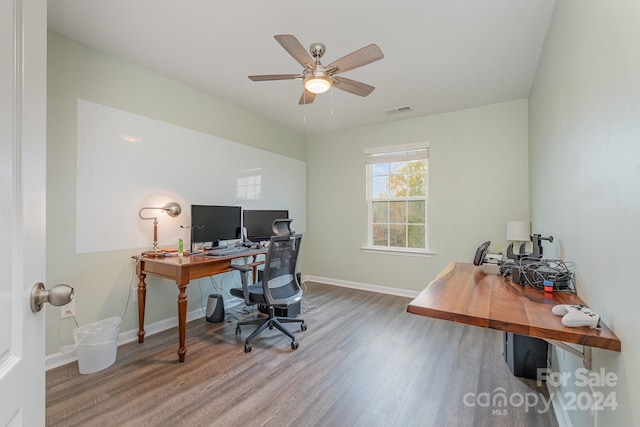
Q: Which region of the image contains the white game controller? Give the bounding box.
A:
[552,304,601,329]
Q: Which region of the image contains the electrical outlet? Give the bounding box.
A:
[60,300,75,319]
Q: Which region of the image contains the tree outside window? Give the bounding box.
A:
[366,143,428,251]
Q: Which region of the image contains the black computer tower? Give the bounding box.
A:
[504,332,548,380]
[258,300,301,317]
[256,271,302,317]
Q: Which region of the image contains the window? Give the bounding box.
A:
[236,170,262,201]
[364,142,429,253]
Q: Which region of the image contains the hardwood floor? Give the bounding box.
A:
[46,282,558,427]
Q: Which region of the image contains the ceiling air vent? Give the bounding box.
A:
[384,105,413,115]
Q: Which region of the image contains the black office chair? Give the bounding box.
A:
[230,233,306,352]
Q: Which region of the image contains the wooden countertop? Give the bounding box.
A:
[407,262,621,352]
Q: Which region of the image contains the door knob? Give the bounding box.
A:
[30,282,74,313]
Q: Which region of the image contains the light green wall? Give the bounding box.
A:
[46,31,305,355]
[305,99,530,291]
[529,1,639,425]
[46,3,639,422]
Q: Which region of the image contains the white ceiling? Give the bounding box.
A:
[48,0,556,136]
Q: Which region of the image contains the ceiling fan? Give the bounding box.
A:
[249,34,384,105]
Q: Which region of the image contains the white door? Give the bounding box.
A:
[0,0,47,425]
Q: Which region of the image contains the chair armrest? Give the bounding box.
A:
[230,264,253,305]
[230,265,252,273]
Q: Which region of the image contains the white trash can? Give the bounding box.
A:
[74,316,121,374]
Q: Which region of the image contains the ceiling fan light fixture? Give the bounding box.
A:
[304,77,331,94]
[249,35,384,104]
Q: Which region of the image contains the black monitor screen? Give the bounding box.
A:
[243,209,289,242]
[191,205,241,247]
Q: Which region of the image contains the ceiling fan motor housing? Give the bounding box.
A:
[305,67,328,80]
[309,42,326,60]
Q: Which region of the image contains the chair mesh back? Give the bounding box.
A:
[262,234,303,306]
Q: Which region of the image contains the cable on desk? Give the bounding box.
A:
[516,257,575,292]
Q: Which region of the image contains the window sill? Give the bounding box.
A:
[360,246,435,258]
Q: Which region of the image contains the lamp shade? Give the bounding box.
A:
[162,202,182,217]
[506,221,530,241]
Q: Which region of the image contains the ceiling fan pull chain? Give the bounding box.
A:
[330,86,334,117]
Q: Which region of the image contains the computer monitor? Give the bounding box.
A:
[191,205,242,248]
[243,209,289,242]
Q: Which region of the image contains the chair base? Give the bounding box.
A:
[235,306,306,352]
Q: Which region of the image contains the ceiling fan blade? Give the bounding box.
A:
[332,77,375,97]
[274,34,315,68]
[248,74,299,81]
[298,90,316,105]
[327,44,384,74]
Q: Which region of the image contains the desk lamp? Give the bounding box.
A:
[506,220,530,258]
[138,202,182,253]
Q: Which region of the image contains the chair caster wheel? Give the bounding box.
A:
[291,340,299,350]
[244,343,252,353]
[301,323,307,331]
[235,326,241,336]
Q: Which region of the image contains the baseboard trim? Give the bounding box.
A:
[545,373,572,427]
[46,277,415,371]
[46,305,215,371]
[301,274,420,299]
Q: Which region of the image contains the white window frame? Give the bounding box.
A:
[361,142,433,257]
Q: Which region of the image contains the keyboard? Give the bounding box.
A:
[207,246,248,257]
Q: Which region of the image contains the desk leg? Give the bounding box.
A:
[250,255,259,284]
[177,284,187,362]
[137,273,147,343]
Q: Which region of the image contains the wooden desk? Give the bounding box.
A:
[407,262,621,361]
[134,249,266,362]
